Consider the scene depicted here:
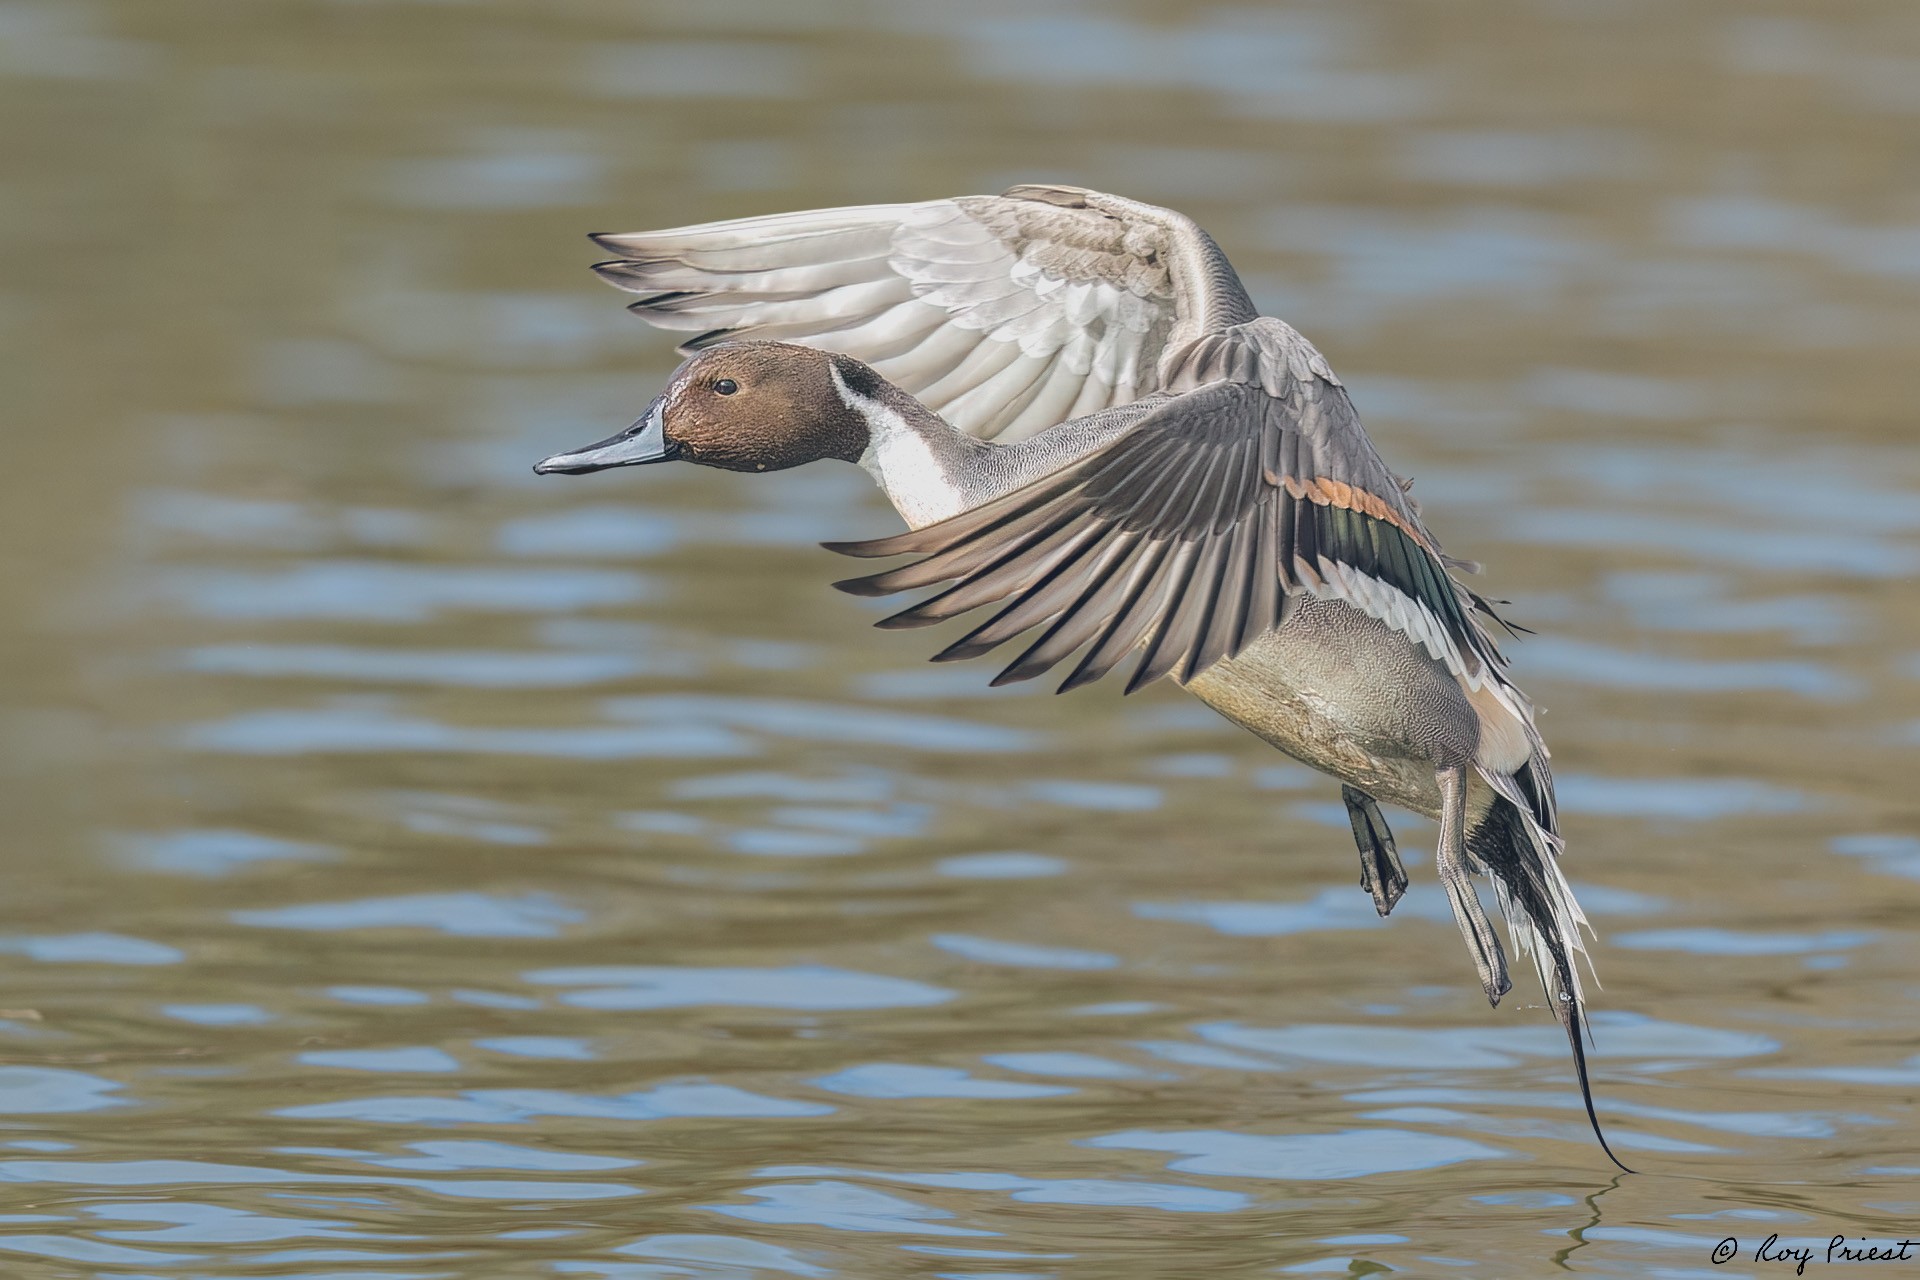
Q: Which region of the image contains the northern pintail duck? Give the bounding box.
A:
[535,184,1625,1169]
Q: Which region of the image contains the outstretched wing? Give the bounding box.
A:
[589,184,1257,441]
[824,322,1503,695]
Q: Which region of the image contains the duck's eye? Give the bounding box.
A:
[713,378,738,396]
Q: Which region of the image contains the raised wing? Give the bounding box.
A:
[589,184,1257,442]
[823,322,1502,695]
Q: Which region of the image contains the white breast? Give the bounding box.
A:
[831,364,973,530]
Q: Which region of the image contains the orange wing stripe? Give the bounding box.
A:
[1280,474,1437,553]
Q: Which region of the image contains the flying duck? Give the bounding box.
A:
[533,184,1626,1169]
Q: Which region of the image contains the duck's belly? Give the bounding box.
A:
[1183,597,1476,818]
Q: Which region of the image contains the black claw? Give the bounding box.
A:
[1342,786,1407,917]
[1483,966,1513,1007]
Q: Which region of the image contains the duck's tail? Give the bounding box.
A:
[1466,781,1632,1173]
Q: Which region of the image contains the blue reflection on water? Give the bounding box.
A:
[604,1233,830,1276]
[1135,885,1452,938]
[86,1199,365,1244]
[1263,205,1596,317]
[1830,833,1920,880]
[904,1245,1071,1261]
[383,131,605,211]
[235,892,582,938]
[0,1156,642,1202]
[355,287,624,368]
[1506,509,1917,577]
[672,770,894,803]
[938,10,1430,122]
[135,489,429,550]
[451,990,541,1011]
[1525,367,1704,419]
[603,695,1036,753]
[772,803,933,838]
[704,1179,994,1236]
[1148,752,1237,778]
[0,1235,188,1266]
[1253,764,1318,790]
[1349,1085,1843,1139]
[1602,571,1853,644]
[0,1068,130,1114]
[184,705,755,758]
[1400,126,1647,188]
[495,507,679,557]
[1023,780,1162,811]
[474,1037,595,1061]
[1669,194,1920,279]
[585,40,813,100]
[1555,774,1806,820]
[0,933,182,965]
[499,504,853,557]
[981,1053,1148,1080]
[328,987,430,1007]
[526,965,953,1011]
[1134,1041,1289,1073]
[1291,800,1362,829]
[113,828,332,876]
[1614,928,1873,956]
[1747,1055,1920,1086]
[1565,882,1668,915]
[1474,1191,1577,1208]
[1575,448,1920,532]
[723,828,865,858]
[1195,1013,1777,1067]
[761,1164,1246,1213]
[282,1084,832,1125]
[179,643,665,687]
[1517,635,1857,699]
[936,852,1066,880]
[855,666,1031,699]
[164,1004,274,1026]
[1087,1127,1504,1178]
[154,560,651,621]
[932,935,1118,971]
[812,1065,1073,1101]
[298,1048,461,1074]
[281,1141,636,1173]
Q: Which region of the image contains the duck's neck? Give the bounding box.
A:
[829,362,991,530]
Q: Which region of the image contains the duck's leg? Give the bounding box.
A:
[1341,786,1406,917]
[1435,764,1511,1005]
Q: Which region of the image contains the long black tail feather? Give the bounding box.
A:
[1468,797,1634,1174]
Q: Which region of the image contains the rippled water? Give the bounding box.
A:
[4,1,1920,1275]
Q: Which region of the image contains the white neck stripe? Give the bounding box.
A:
[829,362,968,529]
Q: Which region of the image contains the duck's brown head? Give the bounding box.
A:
[534,342,875,476]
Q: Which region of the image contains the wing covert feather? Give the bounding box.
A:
[829,369,1503,692]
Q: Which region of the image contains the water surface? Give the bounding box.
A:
[4,0,1919,1275]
